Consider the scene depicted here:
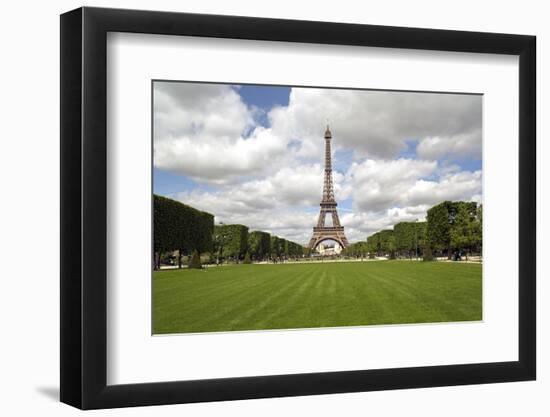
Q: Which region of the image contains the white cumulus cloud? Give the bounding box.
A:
[154,82,289,184]
[155,82,483,244]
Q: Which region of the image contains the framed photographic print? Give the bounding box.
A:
[60,6,536,409]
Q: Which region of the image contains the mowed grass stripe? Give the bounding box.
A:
[347,262,481,324]
[381,262,481,321]
[243,268,318,330]
[155,265,287,311]
[154,266,298,333]
[155,265,272,306]
[153,261,482,334]
[211,271,306,331]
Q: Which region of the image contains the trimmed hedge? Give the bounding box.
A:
[286,240,304,256]
[394,221,426,257]
[268,236,304,258]
[427,201,479,258]
[153,195,214,268]
[277,238,286,256]
[365,201,482,260]
[248,231,271,260]
[343,241,368,257]
[270,236,281,257]
[366,233,379,255]
[213,224,249,260]
[367,230,395,256]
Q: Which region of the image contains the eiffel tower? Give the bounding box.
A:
[308,126,349,251]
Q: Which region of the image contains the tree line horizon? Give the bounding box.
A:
[344,200,482,261]
[153,194,482,269]
[153,194,305,269]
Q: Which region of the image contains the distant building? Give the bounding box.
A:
[317,241,342,256]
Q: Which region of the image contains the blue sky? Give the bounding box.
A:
[238,85,290,122]
[153,82,482,243]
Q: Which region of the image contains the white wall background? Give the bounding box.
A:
[0,0,545,415]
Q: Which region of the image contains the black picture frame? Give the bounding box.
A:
[60,6,536,410]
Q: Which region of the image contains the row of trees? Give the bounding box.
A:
[343,201,482,261]
[394,221,427,258]
[154,194,482,267]
[365,229,399,258]
[341,241,370,258]
[358,222,426,259]
[153,195,214,269]
[214,224,304,262]
[154,195,305,268]
[427,201,482,259]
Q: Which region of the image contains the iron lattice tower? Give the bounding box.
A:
[308,126,349,250]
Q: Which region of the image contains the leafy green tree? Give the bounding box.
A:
[450,202,481,259]
[427,201,479,259]
[243,252,252,264]
[476,204,483,256]
[153,195,214,269]
[356,241,368,258]
[388,236,397,259]
[367,233,380,256]
[213,224,249,261]
[153,195,178,269]
[422,241,434,261]
[378,230,395,257]
[266,236,303,260]
[342,241,368,258]
[248,231,271,260]
[270,236,281,258]
[284,240,304,257]
[365,231,394,257]
[478,204,483,228]
[195,211,214,254]
[394,222,426,258]
[289,241,297,256]
[283,239,290,257]
[393,222,409,256]
[427,201,456,259]
[359,241,369,258]
[291,242,304,257]
[278,238,287,257]
[414,222,427,257]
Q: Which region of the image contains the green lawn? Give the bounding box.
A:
[153,260,482,334]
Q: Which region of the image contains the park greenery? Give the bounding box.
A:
[153,194,483,268]
[248,231,271,259]
[153,195,214,269]
[429,201,482,260]
[213,224,249,260]
[153,194,303,269]
[343,201,482,261]
[153,261,482,334]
